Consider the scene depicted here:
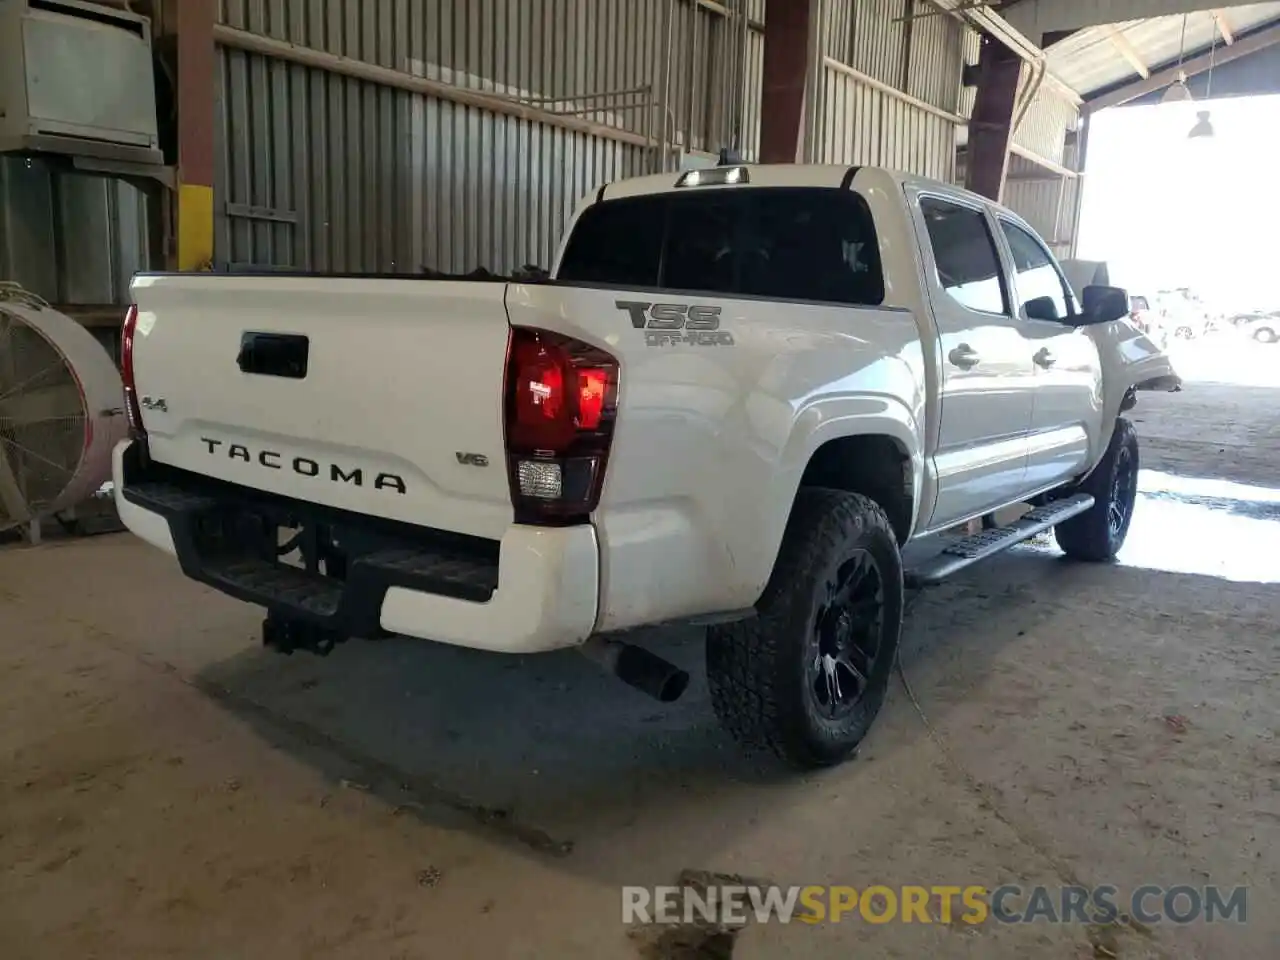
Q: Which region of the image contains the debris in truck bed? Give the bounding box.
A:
[420,264,549,282]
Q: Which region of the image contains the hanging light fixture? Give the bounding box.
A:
[1161,15,1193,103]
[1188,110,1214,138]
[1187,14,1218,138]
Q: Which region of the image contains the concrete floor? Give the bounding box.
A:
[2,350,1278,959]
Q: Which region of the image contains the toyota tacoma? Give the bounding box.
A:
[114,163,1180,768]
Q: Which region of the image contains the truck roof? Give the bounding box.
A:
[594,163,1037,235]
[598,163,958,203]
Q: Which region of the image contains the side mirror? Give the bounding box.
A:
[1081,285,1130,325]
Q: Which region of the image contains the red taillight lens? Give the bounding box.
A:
[121,303,146,438]
[577,369,607,430]
[504,328,618,524]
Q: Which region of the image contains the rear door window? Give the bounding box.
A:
[557,187,885,306]
[918,196,1009,316]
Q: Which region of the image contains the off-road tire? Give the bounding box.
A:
[706,489,904,769]
[1054,417,1139,561]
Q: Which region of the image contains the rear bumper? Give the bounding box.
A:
[112,440,599,653]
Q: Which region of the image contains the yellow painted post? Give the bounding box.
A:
[169,0,216,271]
[176,183,214,271]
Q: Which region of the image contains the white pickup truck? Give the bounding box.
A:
[114,163,1180,768]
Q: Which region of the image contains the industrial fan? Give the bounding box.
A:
[0,283,128,535]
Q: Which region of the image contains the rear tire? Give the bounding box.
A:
[1253,326,1277,344]
[706,489,903,769]
[1054,418,1139,561]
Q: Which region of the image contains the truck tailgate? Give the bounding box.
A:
[129,274,514,540]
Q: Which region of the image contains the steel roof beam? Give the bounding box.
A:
[1000,1,1226,37]
[925,1,1083,104]
[1088,18,1280,108]
[1213,9,1236,44]
[1105,24,1151,78]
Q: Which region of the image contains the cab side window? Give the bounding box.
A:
[919,197,1009,316]
[999,220,1076,322]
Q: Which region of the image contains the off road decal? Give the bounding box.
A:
[615,300,736,347]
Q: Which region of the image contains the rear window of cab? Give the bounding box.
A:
[557,186,885,307]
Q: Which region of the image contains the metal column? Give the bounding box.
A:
[760,0,815,163]
[164,0,215,270]
[965,35,1022,201]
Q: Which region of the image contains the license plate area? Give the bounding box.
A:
[191,508,350,582]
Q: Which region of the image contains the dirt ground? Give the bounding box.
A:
[2,343,1278,959]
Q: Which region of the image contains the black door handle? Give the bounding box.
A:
[238,332,309,379]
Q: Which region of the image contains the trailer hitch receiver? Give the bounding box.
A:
[262,615,345,656]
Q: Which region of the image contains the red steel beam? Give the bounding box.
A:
[965,35,1023,201]
[165,0,216,270]
[759,0,814,163]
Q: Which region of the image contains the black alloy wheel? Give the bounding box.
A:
[810,550,885,719]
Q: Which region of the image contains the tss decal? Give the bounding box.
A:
[615,300,735,347]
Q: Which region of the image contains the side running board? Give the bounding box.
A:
[906,493,1095,587]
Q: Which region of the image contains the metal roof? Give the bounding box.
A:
[1045,3,1280,97]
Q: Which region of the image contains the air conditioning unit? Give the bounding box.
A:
[0,0,162,165]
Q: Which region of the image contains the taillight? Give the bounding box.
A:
[504,327,618,525]
[121,303,145,438]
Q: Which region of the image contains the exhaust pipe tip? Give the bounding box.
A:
[661,671,690,703]
[582,638,690,703]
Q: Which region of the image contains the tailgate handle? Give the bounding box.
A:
[238,332,309,379]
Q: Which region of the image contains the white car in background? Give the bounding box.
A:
[1127,295,1169,348]
[1154,289,1213,340]
[1234,311,1280,344]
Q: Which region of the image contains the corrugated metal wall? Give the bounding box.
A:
[957,26,981,121]
[666,0,765,158]
[1012,79,1079,166]
[906,5,968,112]
[826,0,908,88]
[212,0,988,272]
[740,5,766,163]
[1003,75,1082,256]
[214,0,673,273]
[213,42,648,273]
[216,0,662,126]
[213,0,772,274]
[824,0,967,114]
[1003,177,1070,249]
[816,0,969,182]
[0,156,150,307]
[816,66,957,180]
[1003,121,1084,260]
[949,34,1083,253]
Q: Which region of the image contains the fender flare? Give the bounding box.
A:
[1087,321,1181,467]
[776,395,926,537]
